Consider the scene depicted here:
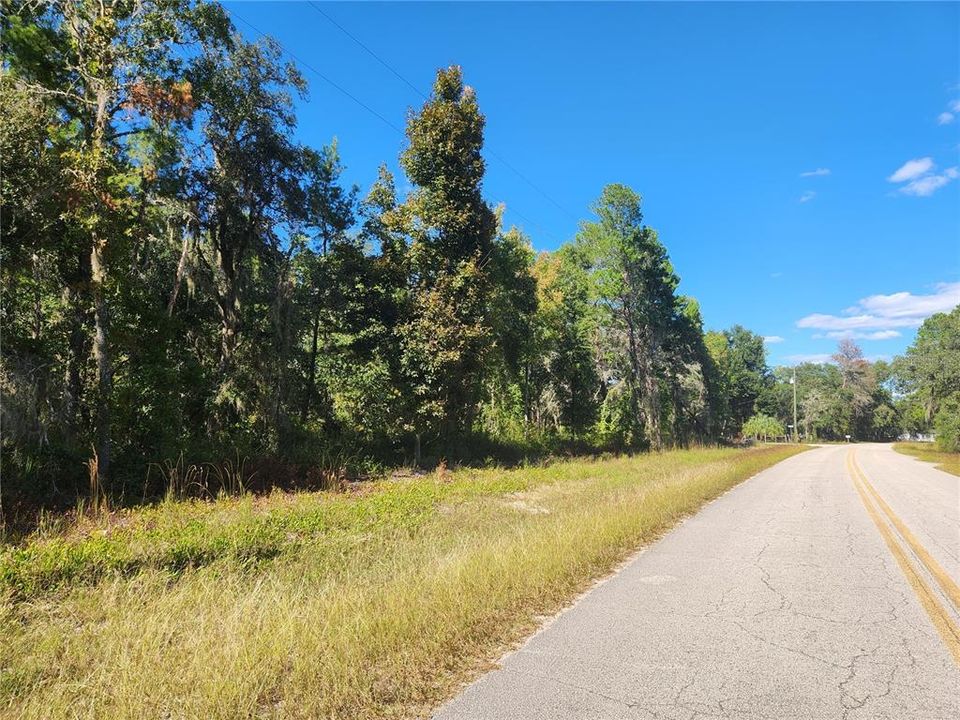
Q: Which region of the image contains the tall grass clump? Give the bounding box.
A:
[84,449,107,516]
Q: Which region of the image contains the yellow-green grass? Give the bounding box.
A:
[0,445,805,719]
[893,442,960,477]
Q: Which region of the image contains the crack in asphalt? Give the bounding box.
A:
[434,445,960,720]
[729,616,847,670]
[509,668,636,709]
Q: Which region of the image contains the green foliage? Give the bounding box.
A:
[488,227,538,376]
[530,247,600,438]
[2,446,805,720]
[7,3,920,526]
[398,66,497,447]
[573,184,707,449]
[710,326,770,432]
[756,341,912,442]
[895,306,960,428]
[871,404,899,441]
[934,397,960,453]
[741,413,785,441]
[399,258,491,439]
[894,442,960,476]
[475,225,539,442]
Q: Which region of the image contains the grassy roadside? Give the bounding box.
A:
[0,445,805,719]
[893,442,960,477]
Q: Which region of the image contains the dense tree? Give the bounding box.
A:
[323,164,406,440]
[665,298,721,445]
[530,246,600,438]
[576,185,683,449]
[2,0,231,484]
[761,342,901,442]
[706,325,770,435]
[11,1,953,524]
[894,308,960,422]
[895,307,960,450]
[480,225,539,440]
[188,35,312,437]
[397,66,497,456]
[294,144,359,431]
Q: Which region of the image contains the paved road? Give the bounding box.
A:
[434,444,960,719]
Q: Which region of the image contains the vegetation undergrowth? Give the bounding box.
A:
[0,444,805,720]
[893,442,960,477]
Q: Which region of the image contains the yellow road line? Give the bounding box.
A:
[846,451,960,665]
[849,451,960,612]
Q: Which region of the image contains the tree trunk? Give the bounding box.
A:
[167,222,192,316]
[643,358,661,450]
[301,303,321,423]
[31,252,42,340]
[91,233,112,482]
[271,259,294,444]
[31,253,47,443]
[211,218,242,429]
[89,79,113,484]
[216,288,240,398]
[623,312,646,444]
[61,285,85,434]
[216,234,240,379]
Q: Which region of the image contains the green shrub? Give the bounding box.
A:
[934,398,960,453]
[741,413,785,441]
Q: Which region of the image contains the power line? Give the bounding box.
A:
[224,6,405,135]
[306,1,579,225]
[307,1,426,101]
[485,147,578,222]
[225,4,562,242]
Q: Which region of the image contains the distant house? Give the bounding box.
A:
[898,432,936,443]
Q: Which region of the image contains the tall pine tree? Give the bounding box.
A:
[398,66,496,456]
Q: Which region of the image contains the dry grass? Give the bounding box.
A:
[0,445,806,719]
[893,442,960,477]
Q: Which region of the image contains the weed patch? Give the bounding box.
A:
[893,442,960,477]
[0,445,805,719]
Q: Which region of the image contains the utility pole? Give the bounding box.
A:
[791,367,798,443]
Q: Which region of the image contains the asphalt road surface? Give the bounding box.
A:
[434,444,960,720]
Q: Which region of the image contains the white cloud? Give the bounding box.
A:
[797,282,960,332]
[813,330,902,340]
[899,167,958,197]
[887,157,934,183]
[799,191,816,203]
[937,111,955,125]
[800,168,831,177]
[770,271,783,278]
[951,99,960,113]
[785,353,833,365]
[858,282,960,318]
[799,314,922,331]
[763,335,785,344]
[887,157,958,196]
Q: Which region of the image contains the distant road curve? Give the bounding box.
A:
[434,443,960,720]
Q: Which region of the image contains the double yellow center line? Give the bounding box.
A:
[846,449,960,665]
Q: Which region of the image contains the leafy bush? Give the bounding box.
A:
[934,398,960,453]
[741,413,785,441]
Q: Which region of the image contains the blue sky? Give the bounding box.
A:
[224,1,960,367]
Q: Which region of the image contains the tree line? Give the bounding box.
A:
[741,310,960,451]
[2,2,957,519]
